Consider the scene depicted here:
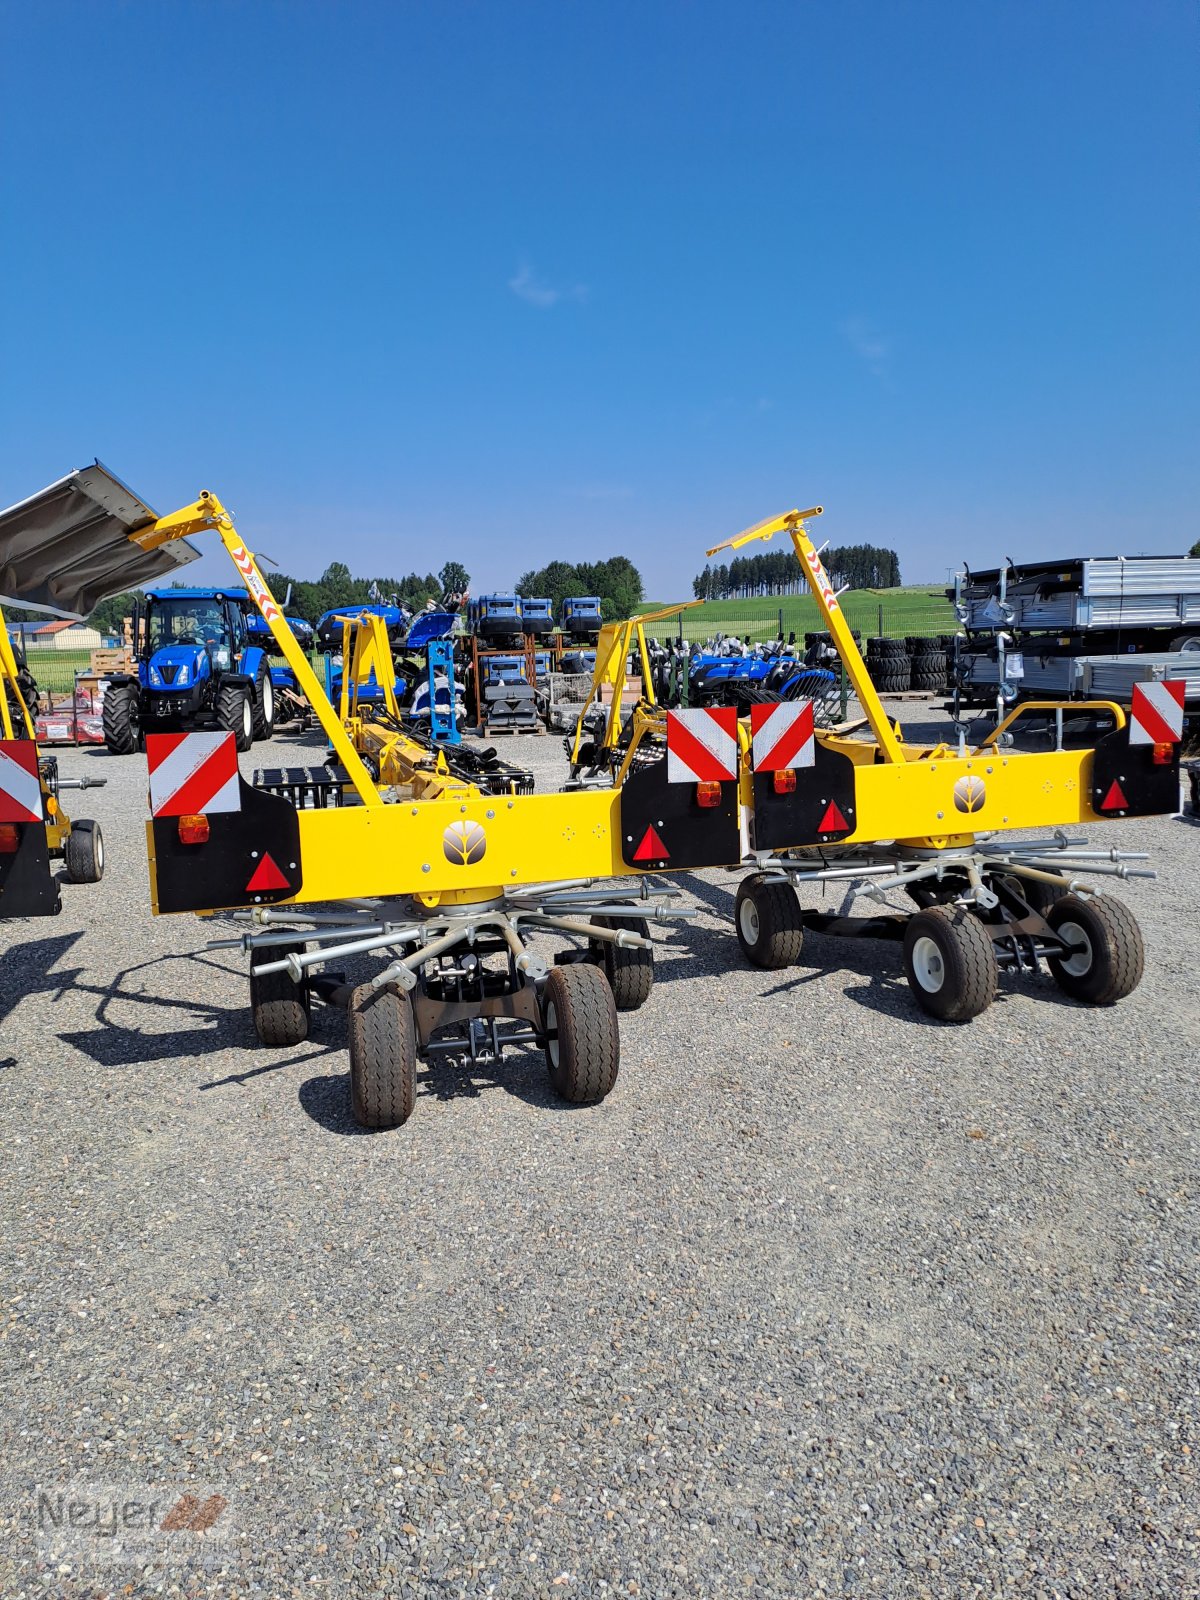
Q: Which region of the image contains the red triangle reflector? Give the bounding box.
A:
[818,800,849,833]
[633,825,669,862]
[1100,780,1128,812]
[246,853,290,892]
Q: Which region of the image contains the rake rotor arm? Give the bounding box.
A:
[708,507,904,762]
[0,604,36,739]
[130,492,382,807]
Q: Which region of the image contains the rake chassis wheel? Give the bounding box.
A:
[734,873,805,970]
[348,982,418,1129]
[903,905,997,1021]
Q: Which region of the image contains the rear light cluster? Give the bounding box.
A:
[1151,742,1174,766]
[0,823,18,854]
[695,781,722,809]
[177,813,210,845]
[772,769,797,794]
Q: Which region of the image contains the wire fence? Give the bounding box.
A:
[643,593,955,645]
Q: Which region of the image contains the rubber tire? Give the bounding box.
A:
[542,964,619,1105]
[63,820,104,883]
[1045,894,1144,1005]
[734,874,804,970]
[102,684,139,754]
[903,906,997,1021]
[252,662,276,741]
[217,685,253,752]
[591,914,654,1012]
[348,983,418,1128]
[1168,634,1200,653]
[250,942,310,1047]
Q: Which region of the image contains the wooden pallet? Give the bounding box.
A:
[90,647,132,673]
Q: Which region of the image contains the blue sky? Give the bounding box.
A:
[1,0,1196,602]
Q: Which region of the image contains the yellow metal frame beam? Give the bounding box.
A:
[131,493,381,807]
[707,507,905,762]
[0,605,35,740]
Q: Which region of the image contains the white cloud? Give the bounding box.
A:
[843,315,891,378]
[509,262,588,309]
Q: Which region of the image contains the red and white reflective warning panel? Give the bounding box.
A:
[749,700,815,772]
[1129,680,1185,746]
[665,708,739,784]
[0,740,43,824]
[147,732,241,818]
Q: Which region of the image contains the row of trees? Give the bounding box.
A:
[515,556,644,620]
[693,543,901,599]
[71,561,473,635]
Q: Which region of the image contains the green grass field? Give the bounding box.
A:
[17,648,97,698]
[638,586,955,643]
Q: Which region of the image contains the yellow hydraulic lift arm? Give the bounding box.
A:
[131,492,382,807]
[707,507,906,763]
[0,606,36,740]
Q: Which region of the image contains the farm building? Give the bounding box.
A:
[14,619,102,651]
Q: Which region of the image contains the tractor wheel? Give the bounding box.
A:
[1045,894,1144,1005]
[734,874,804,969]
[542,964,619,1104]
[348,982,417,1128]
[903,906,997,1021]
[217,684,253,752]
[102,684,139,755]
[250,942,310,1047]
[252,663,276,741]
[63,819,104,883]
[590,913,654,1012]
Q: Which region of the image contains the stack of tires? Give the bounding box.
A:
[907,635,948,692]
[865,637,910,692]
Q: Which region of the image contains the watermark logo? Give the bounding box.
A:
[35,1480,234,1565]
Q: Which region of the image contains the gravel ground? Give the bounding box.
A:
[0,704,1195,1598]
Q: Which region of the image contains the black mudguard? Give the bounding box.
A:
[0,822,60,918]
[749,738,858,851]
[618,756,739,870]
[1089,721,1181,818]
[151,776,303,913]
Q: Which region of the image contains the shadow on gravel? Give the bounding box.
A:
[298,1045,566,1135]
[0,931,85,1028]
[57,951,258,1066]
[199,1041,342,1091]
[675,876,737,916]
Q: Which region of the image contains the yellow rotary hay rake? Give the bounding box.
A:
[0,466,1182,1129]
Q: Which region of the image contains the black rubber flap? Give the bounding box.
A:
[152,776,303,912]
[0,822,60,918]
[1088,722,1181,819]
[618,756,739,870]
[750,739,858,851]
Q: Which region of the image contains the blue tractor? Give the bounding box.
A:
[520,597,554,636]
[562,596,603,641]
[469,594,524,642]
[101,587,276,755]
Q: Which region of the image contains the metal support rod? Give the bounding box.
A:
[372,922,491,991]
[520,914,651,947]
[253,927,424,977]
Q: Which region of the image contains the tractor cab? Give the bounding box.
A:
[142,589,246,686]
[102,585,275,754]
